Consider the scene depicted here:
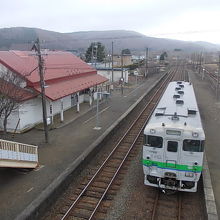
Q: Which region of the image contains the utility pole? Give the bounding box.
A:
[198,52,202,75]
[94,89,101,130]
[196,53,200,70]
[111,42,114,82]
[94,43,98,68]
[35,38,49,143]
[192,53,195,69]
[217,52,220,99]
[121,51,124,96]
[91,45,94,65]
[145,47,148,77]
[121,51,124,79]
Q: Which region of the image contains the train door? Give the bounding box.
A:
[164,140,180,168]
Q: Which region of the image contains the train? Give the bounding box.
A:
[142,81,205,192]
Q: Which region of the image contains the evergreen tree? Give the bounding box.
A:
[121,48,131,55]
[85,42,106,62]
[160,52,168,61]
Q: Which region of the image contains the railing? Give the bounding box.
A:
[0,139,38,163]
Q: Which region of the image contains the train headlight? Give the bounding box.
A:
[192,132,199,137]
[150,129,156,134]
[185,172,194,177]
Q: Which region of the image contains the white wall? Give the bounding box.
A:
[18,95,74,131]
[19,98,42,130]
[0,98,42,132]
[48,93,85,118]
[97,70,128,83]
[0,109,19,132]
[0,91,95,132]
[0,63,27,87]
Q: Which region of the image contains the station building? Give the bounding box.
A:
[0,50,108,133]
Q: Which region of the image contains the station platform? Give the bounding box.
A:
[0,74,163,220]
[190,71,220,219]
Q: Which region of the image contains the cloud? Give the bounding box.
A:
[0,0,220,43]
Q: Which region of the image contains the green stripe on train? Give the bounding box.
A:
[142,159,203,172]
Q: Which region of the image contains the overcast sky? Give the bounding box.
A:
[1,0,220,44]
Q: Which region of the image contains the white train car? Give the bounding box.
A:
[143,81,205,192]
[0,139,38,169]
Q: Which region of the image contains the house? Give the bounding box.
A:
[112,54,132,67]
[0,50,108,132]
[96,67,129,83]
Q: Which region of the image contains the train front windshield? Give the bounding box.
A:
[144,135,163,148]
[183,139,204,152]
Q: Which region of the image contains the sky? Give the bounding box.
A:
[1,0,220,44]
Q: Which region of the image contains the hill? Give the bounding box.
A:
[0,27,219,53]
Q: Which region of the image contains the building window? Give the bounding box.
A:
[49,104,52,114]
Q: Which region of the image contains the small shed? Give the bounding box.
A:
[96,67,129,83]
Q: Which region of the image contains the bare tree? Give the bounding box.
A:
[0,70,26,133]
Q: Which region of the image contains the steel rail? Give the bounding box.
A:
[87,71,176,220]
[151,190,160,220]
[178,193,182,220]
[203,67,218,82]
[61,69,176,220]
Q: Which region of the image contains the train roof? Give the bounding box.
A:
[145,81,204,136]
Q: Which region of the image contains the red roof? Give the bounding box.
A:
[34,74,107,101]
[0,50,108,101]
[0,79,37,102]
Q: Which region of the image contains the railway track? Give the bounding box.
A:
[198,66,219,86]
[204,68,218,81]
[58,67,183,220]
[41,65,189,220]
[148,64,186,220]
[172,62,188,82]
[151,190,182,220]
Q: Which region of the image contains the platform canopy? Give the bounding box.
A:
[34,73,107,101]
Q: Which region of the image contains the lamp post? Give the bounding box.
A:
[94,90,110,130]
[94,91,101,130]
[202,68,205,80]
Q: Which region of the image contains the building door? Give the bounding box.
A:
[71,94,77,107]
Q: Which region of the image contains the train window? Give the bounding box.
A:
[167,141,178,152]
[178,90,184,95]
[188,109,197,115]
[183,139,204,152]
[176,100,184,104]
[173,94,180,99]
[145,135,163,148]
